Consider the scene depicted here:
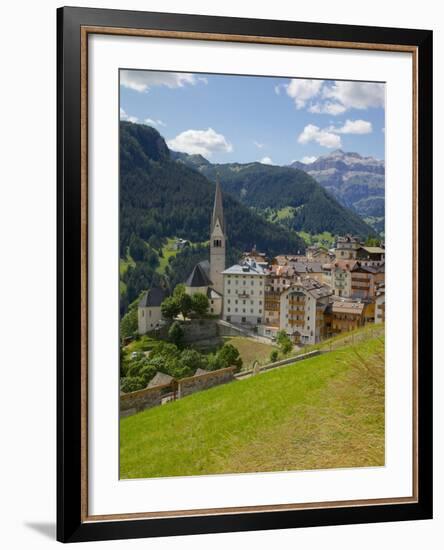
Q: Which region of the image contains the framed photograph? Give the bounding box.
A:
[57,6,433,543]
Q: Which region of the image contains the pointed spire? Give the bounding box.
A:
[211,176,224,233]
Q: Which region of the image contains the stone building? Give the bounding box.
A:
[138,287,168,334]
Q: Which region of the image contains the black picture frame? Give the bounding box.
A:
[57,6,433,543]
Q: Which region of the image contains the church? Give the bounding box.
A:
[184,179,226,316]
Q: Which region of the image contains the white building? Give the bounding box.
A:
[280,279,332,345]
[138,288,167,334]
[222,259,267,325]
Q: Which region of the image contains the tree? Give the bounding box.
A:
[178,292,193,319]
[217,343,243,372]
[173,283,186,298]
[276,330,292,354]
[120,376,145,393]
[191,292,209,316]
[269,349,279,363]
[168,321,184,347]
[161,296,181,320]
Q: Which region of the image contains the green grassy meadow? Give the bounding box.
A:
[120,332,385,479]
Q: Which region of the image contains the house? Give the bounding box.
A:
[334,235,362,260]
[147,371,175,388]
[222,258,267,325]
[264,265,297,328]
[356,245,385,263]
[280,279,332,345]
[306,245,331,263]
[173,238,190,250]
[331,259,357,297]
[350,262,385,300]
[326,299,366,335]
[138,287,168,335]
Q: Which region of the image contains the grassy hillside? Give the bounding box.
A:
[120,332,384,479]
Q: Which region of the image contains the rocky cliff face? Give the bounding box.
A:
[290,150,385,234]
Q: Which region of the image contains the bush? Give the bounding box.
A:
[120,376,145,393]
[191,293,210,316]
[276,330,293,355]
[216,344,243,372]
[161,296,181,319]
[269,349,279,363]
[168,321,184,347]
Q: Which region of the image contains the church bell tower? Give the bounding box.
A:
[210,178,226,295]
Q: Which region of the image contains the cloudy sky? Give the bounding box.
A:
[120,70,385,165]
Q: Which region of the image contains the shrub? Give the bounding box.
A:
[269,349,279,363]
[216,344,243,372]
[276,330,293,355]
[191,293,209,316]
[120,376,145,393]
[168,321,184,347]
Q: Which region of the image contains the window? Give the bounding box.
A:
[227,289,231,294]
[243,308,246,313]
[227,279,231,285]
[213,239,222,247]
[227,307,231,312]
[257,318,262,324]
[228,299,231,304]
[242,317,246,323]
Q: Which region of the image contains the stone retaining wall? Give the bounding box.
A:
[120,366,237,417]
[235,350,321,379]
[177,366,236,399]
[120,381,175,418]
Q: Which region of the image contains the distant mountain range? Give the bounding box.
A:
[172,151,376,238]
[289,150,385,234]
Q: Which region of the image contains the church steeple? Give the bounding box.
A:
[211,177,225,233]
[209,177,226,296]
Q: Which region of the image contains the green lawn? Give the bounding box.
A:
[222,336,276,369]
[120,333,385,479]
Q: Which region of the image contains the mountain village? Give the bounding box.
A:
[138,180,385,347]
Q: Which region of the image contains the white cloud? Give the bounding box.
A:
[119,108,138,123]
[323,81,385,110]
[300,156,318,164]
[308,101,347,115]
[167,128,233,157]
[297,124,342,149]
[285,79,324,109]
[278,78,384,115]
[254,141,265,149]
[259,156,273,165]
[333,119,372,134]
[144,118,166,127]
[120,70,205,93]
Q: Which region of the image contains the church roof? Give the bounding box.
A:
[185,262,213,288]
[211,179,225,233]
[138,287,167,308]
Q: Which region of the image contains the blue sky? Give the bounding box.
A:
[120,70,385,165]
